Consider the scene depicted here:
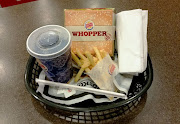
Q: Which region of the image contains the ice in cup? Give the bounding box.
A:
[26,25,72,83]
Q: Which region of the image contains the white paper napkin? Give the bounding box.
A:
[116,9,148,74]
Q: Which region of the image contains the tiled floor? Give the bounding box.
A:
[0,0,180,124]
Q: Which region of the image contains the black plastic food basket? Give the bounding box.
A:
[24,55,153,123]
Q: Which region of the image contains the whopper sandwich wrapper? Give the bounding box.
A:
[64,8,115,56]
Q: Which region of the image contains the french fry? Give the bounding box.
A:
[78,60,90,81]
[85,68,90,72]
[74,67,84,82]
[81,59,90,68]
[71,51,82,66]
[80,59,84,64]
[76,49,91,70]
[85,51,95,66]
[93,57,98,63]
[97,60,100,64]
[76,49,87,60]
[80,59,90,69]
[100,49,107,58]
[73,48,107,82]
[72,51,90,73]
[93,47,102,61]
[88,65,93,70]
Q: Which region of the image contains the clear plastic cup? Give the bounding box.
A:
[26,25,72,83]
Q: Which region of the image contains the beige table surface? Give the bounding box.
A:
[0,0,180,123]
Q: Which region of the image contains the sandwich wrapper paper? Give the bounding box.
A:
[36,71,119,105]
[116,9,148,74]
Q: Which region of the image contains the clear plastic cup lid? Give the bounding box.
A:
[26,25,71,59]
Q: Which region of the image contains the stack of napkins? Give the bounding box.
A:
[116,9,148,74]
